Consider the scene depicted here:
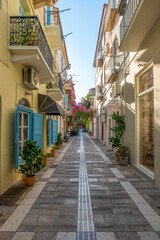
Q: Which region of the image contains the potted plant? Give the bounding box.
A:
[19,140,45,187]
[42,153,50,164]
[51,146,57,157]
[56,132,63,149]
[109,112,125,161]
[117,145,129,166]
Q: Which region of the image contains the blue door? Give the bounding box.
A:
[15,105,33,169]
[32,113,43,150]
[47,117,52,147]
[52,119,58,143]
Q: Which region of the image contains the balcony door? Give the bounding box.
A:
[137,65,154,172]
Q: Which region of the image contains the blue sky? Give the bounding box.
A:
[57,0,107,102]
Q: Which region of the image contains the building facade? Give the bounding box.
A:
[94,0,160,188]
[0,0,72,193]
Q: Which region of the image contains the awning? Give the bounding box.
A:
[38,93,63,115]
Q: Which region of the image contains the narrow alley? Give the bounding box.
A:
[1,133,160,240]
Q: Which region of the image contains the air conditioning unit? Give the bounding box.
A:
[23,68,39,90]
[112,82,120,98]
[100,106,106,115]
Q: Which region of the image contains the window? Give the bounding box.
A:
[19,112,29,154]
[19,2,25,16]
[138,66,154,171]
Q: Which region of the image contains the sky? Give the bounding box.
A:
[56,0,107,102]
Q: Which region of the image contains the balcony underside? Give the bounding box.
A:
[64,110,71,116]
[64,83,73,91]
[33,0,57,9]
[47,88,64,101]
[9,46,54,84]
[46,26,62,51]
[106,9,118,32]
[106,72,118,84]
[120,0,160,52]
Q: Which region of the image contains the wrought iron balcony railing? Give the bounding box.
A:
[120,0,141,43]
[46,76,64,94]
[10,16,53,73]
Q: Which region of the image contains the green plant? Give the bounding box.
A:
[109,111,125,148]
[46,153,51,157]
[19,140,44,177]
[51,146,57,151]
[56,132,63,146]
[117,145,128,160]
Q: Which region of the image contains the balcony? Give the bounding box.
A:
[46,77,64,101]
[45,9,63,51]
[97,58,103,67]
[97,85,104,101]
[33,0,58,9]
[119,0,160,51]
[63,80,73,91]
[105,57,119,84]
[105,0,119,32]
[9,16,53,84]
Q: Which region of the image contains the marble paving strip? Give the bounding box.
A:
[42,168,55,179]
[0,182,46,231]
[77,133,96,239]
[110,168,125,179]
[12,232,34,240]
[121,182,160,231]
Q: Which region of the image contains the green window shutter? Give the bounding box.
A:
[19,2,25,16]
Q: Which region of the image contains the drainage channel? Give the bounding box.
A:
[77,133,96,240]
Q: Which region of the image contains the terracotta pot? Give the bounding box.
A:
[51,150,55,157]
[25,175,35,187]
[56,145,60,149]
[42,156,47,165]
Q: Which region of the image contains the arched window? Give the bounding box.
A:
[18,98,30,107]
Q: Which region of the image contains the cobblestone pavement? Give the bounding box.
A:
[1,133,160,239]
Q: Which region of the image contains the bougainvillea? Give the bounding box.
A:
[68,88,96,129]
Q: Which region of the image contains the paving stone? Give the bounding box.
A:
[96,232,116,240]
[0,232,15,240]
[56,232,76,240]
[115,232,141,240]
[12,232,35,240]
[137,232,160,240]
[32,232,57,240]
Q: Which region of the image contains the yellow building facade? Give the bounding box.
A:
[0,0,70,194]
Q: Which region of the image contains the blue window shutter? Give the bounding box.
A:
[15,106,20,169]
[52,119,58,143]
[47,117,52,147]
[64,94,68,111]
[47,6,51,25]
[32,113,43,150]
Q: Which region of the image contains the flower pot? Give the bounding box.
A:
[113,147,120,161]
[42,156,47,165]
[25,175,35,187]
[21,174,26,184]
[56,145,61,149]
[120,156,129,166]
[51,150,55,157]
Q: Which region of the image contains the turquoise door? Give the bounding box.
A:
[52,119,58,143]
[32,113,43,150]
[47,117,52,147]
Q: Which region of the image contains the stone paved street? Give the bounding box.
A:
[1,133,160,239]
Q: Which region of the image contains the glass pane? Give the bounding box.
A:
[140,91,154,171]
[23,113,29,126]
[139,67,153,94]
[19,112,22,126]
[19,128,21,141]
[19,144,22,154]
[23,128,28,140]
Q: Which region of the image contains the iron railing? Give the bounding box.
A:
[44,9,63,38]
[46,77,64,94]
[10,16,53,73]
[105,56,119,83]
[120,0,141,43]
